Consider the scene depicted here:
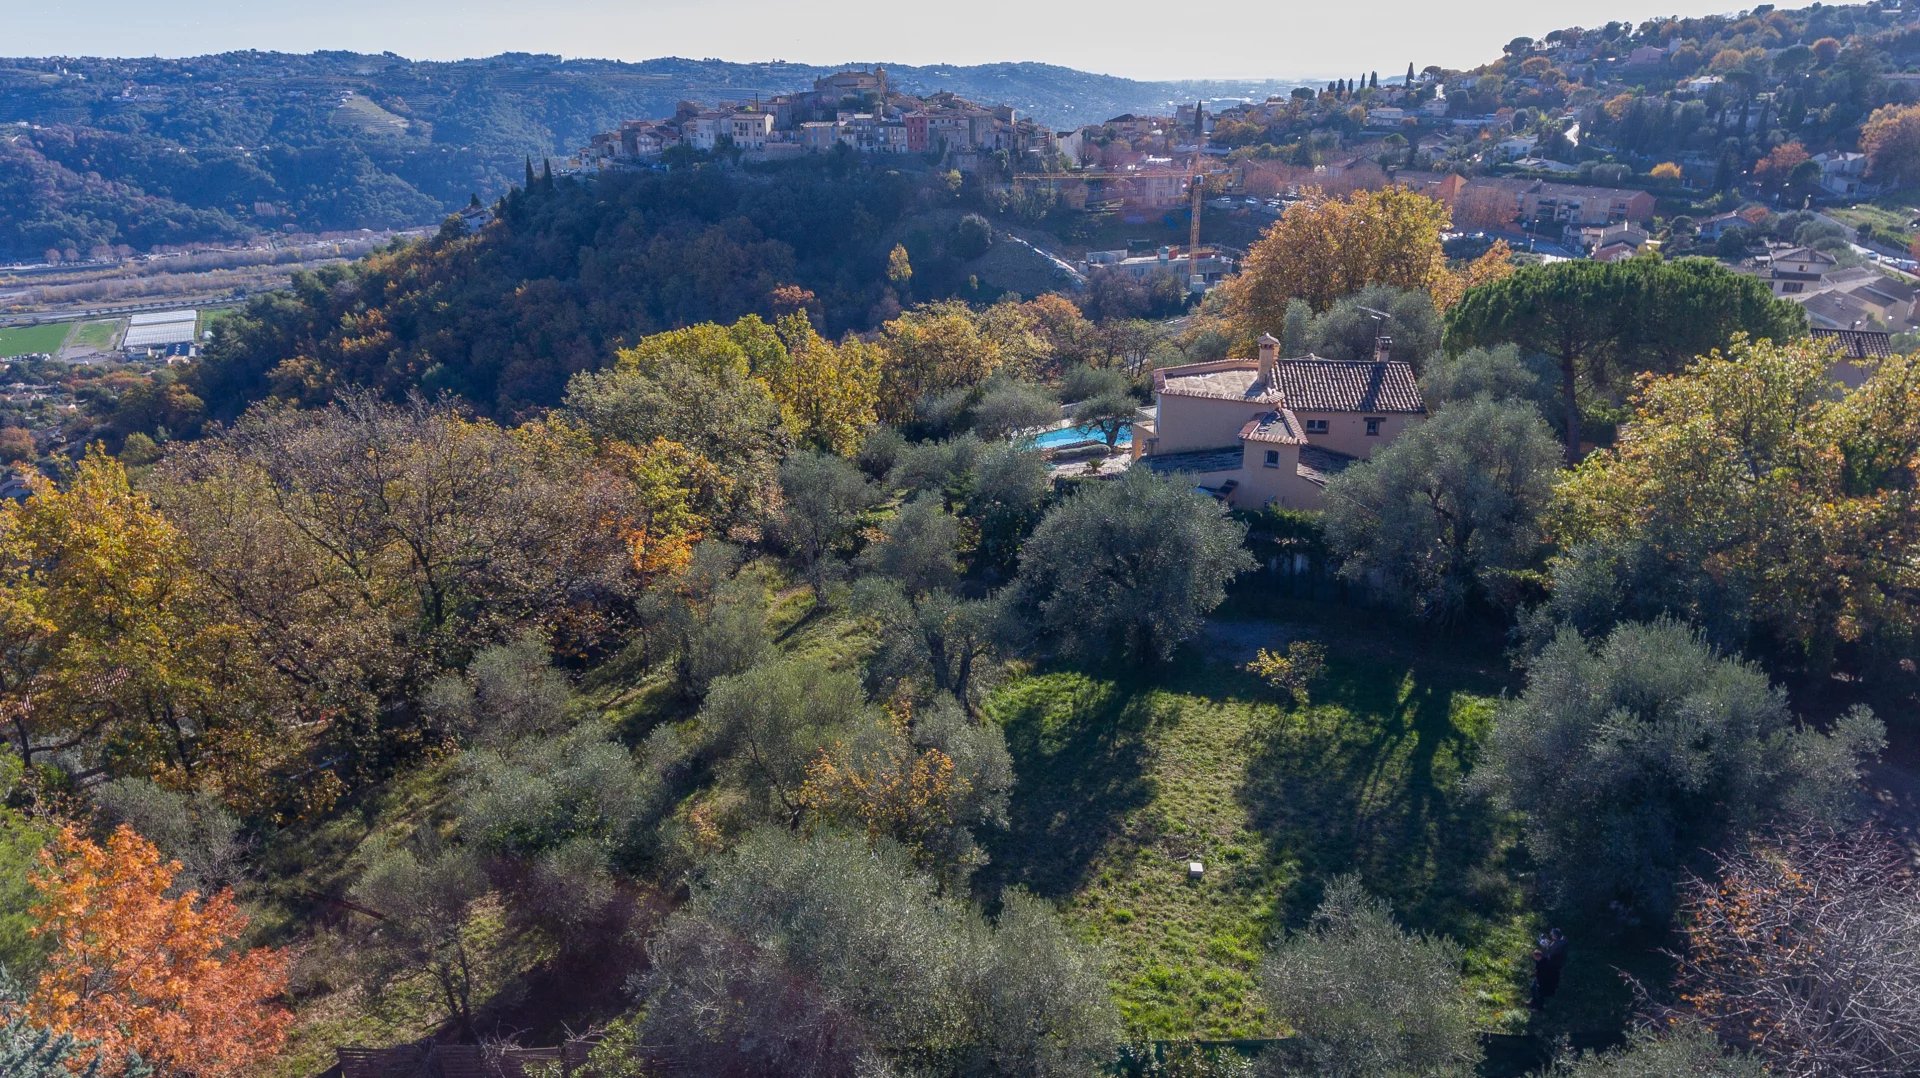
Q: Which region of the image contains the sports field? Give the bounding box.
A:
[0,323,71,358]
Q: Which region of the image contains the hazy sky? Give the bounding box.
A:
[12,0,1731,79]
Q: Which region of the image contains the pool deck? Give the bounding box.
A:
[1046,453,1133,479]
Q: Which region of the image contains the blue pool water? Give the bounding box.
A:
[1031,422,1131,449]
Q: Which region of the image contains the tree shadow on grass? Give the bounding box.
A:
[1237,654,1518,952]
[974,669,1163,905]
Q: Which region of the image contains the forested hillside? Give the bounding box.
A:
[186,156,1075,422]
[0,51,1297,259]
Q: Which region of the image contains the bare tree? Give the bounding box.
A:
[1655,827,1920,1077]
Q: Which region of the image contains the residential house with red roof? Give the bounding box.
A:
[1132,334,1426,508]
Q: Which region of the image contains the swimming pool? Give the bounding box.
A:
[1030,422,1131,449]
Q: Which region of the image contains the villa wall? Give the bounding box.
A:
[1233,442,1326,510]
[1292,410,1421,459]
[1152,395,1268,453]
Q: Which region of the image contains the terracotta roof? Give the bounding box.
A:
[1239,409,1306,444]
[1810,327,1894,359]
[1267,359,1425,414]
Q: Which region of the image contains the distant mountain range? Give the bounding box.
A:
[0,51,1303,259]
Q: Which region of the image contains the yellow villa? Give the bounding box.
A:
[1131,332,1425,508]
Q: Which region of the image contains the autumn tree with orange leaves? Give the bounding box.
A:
[26,825,291,1078]
[1224,185,1513,337]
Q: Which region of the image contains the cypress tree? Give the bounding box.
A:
[1406,62,1416,85]
[524,156,535,187]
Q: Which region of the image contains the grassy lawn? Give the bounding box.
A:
[0,323,71,358]
[198,307,240,336]
[1828,194,1920,250]
[978,595,1663,1044]
[331,92,414,138]
[69,319,121,350]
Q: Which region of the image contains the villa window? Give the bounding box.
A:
[1365,418,1384,437]
[1263,449,1281,468]
[1304,419,1329,434]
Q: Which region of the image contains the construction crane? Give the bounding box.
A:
[1186,163,1204,281]
[1010,160,1226,284]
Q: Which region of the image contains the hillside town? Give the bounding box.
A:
[571,37,1920,335]
[570,68,1055,173]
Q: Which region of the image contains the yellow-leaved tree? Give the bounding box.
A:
[1225,185,1511,339]
[875,301,1007,424]
[1551,336,1920,670]
[605,436,727,578]
[767,310,884,456]
[0,450,286,801]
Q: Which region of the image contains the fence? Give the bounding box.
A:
[337,1041,592,1078]
[342,1030,1600,1078]
[1114,1032,1596,1077]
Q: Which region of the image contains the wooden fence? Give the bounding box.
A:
[337,1041,592,1078]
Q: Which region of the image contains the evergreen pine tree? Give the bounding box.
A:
[524,157,535,187]
[541,159,554,187]
[1370,71,1379,89]
[1406,62,1416,85]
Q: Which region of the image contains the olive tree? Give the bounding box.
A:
[857,580,1008,714]
[1541,1024,1760,1078]
[91,779,249,896]
[1322,398,1562,619]
[421,631,571,746]
[1015,468,1253,664]
[632,827,1118,1077]
[773,451,875,596]
[1418,344,1557,421]
[961,443,1051,577]
[699,658,871,826]
[1307,285,1442,369]
[856,494,961,597]
[971,380,1060,440]
[1258,876,1476,1078]
[1478,620,1883,922]
[348,835,498,1039]
[454,724,662,934]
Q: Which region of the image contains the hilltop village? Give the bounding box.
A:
[571,22,1920,337]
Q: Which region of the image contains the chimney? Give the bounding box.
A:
[1257,332,1280,381]
[1374,334,1394,364]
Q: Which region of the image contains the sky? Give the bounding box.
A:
[11,0,1736,79]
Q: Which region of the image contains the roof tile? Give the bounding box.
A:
[1267,359,1425,414]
